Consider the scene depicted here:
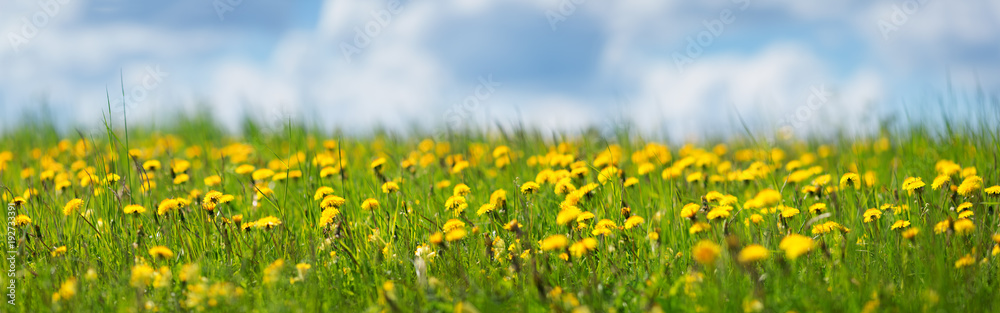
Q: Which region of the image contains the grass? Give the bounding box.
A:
[1,110,999,312]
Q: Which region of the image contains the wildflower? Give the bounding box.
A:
[252,169,275,181]
[681,203,700,218]
[321,195,346,209]
[956,202,973,212]
[540,235,569,251]
[429,232,444,245]
[957,176,983,196]
[624,216,645,229]
[931,175,951,190]
[131,264,155,287]
[863,208,881,223]
[840,173,860,189]
[985,185,1000,196]
[778,234,814,260]
[142,160,161,171]
[381,181,399,194]
[104,173,121,185]
[890,220,911,230]
[933,220,950,234]
[953,219,974,235]
[445,195,468,214]
[954,254,975,269]
[738,245,770,264]
[319,208,340,227]
[598,166,621,185]
[707,207,731,220]
[490,189,507,208]
[476,203,495,216]
[157,198,179,215]
[749,214,764,224]
[235,164,256,175]
[901,177,925,195]
[203,175,222,186]
[689,222,711,234]
[520,181,540,195]
[445,229,467,242]
[262,259,285,285]
[254,216,282,229]
[556,206,582,225]
[173,174,190,185]
[778,206,800,218]
[569,238,598,257]
[13,215,31,226]
[370,157,387,172]
[443,219,466,233]
[808,203,827,214]
[51,246,68,257]
[453,183,471,196]
[692,240,721,266]
[63,199,84,216]
[148,246,174,259]
[314,186,335,200]
[361,198,380,211]
[503,219,522,232]
[902,228,919,240]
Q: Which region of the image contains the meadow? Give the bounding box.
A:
[2,115,999,312]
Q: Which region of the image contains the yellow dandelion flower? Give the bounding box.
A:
[954,254,975,269]
[520,181,540,195]
[681,203,700,218]
[453,183,471,196]
[957,176,983,196]
[234,164,256,175]
[142,160,161,171]
[124,204,146,215]
[540,235,569,251]
[63,199,84,216]
[51,246,68,257]
[254,216,282,229]
[738,244,770,264]
[692,240,721,266]
[445,228,467,242]
[689,222,711,234]
[863,208,881,223]
[13,214,32,226]
[321,195,346,209]
[476,203,496,216]
[381,181,400,194]
[901,177,925,194]
[779,234,814,260]
[556,206,582,225]
[361,198,380,211]
[890,220,911,230]
[568,238,598,257]
[985,185,1000,196]
[953,219,974,235]
[148,246,174,259]
[933,220,950,234]
[932,175,951,190]
[624,216,645,229]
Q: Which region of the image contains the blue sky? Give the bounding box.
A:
[1,0,997,139]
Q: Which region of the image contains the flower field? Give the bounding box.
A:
[3,120,1000,312]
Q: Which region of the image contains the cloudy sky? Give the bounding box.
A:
[1,0,997,139]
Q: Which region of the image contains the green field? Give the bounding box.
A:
[2,115,999,312]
